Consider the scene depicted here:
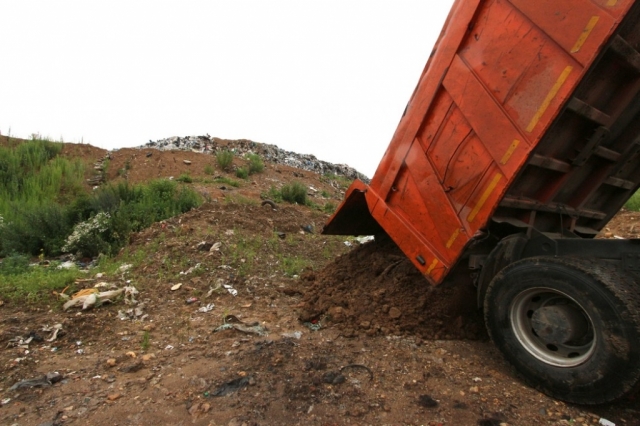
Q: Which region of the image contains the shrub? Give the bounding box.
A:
[246,153,264,175]
[323,202,336,214]
[281,182,307,205]
[204,164,214,175]
[177,173,193,183]
[62,212,111,257]
[216,150,234,171]
[236,167,249,179]
[0,253,30,276]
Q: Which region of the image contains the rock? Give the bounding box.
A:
[107,394,121,401]
[327,306,347,323]
[142,353,156,361]
[106,358,117,367]
[183,160,192,165]
[388,307,402,319]
[469,386,479,393]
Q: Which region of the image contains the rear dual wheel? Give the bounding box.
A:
[484,256,640,404]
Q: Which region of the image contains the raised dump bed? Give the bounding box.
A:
[324,0,640,404]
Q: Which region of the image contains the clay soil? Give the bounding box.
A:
[1,142,639,426]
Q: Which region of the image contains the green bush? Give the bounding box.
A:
[216,150,234,171]
[625,190,640,211]
[323,202,336,214]
[236,167,249,179]
[177,173,193,183]
[204,164,214,175]
[0,253,31,276]
[246,153,264,175]
[281,182,307,205]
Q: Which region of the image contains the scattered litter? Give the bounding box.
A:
[183,159,192,165]
[303,321,322,331]
[186,297,199,305]
[118,302,148,321]
[276,232,286,239]
[117,264,132,273]
[356,236,374,244]
[418,394,439,408]
[344,241,352,247]
[76,349,84,355]
[599,419,616,426]
[165,345,174,350]
[210,242,222,252]
[281,331,302,339]
[180,263,201,275]
[218,265,233,270]
[472,377,482,382]
[9,372,63,391]
[171,283,183,291]
[225,229,235,236]
[63,286,139,311]
[1,398,10,406]
[57,261,76,270]
[95,273,104,278]
[214,315,267,336]
[197,303,215,313]
[211,376,252,396]
[340,364,374,381]
[300,224,314,234]
[196,241,213,251]
[223,284,238,297]
[43,324,63,342]
[126,351,137,358]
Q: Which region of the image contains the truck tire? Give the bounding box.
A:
[484,256,640,404]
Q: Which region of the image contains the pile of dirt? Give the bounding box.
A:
[301,237,486,341]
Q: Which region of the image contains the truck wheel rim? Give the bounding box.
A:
[510,287,596,367]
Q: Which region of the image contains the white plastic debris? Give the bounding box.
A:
[197,303,215,313]
[170,283,183,291]
[344,241,352,247]
[282,331,302,339]
[223,284,238,297]
[356,236,374,244]
[210,242,222,252]
[57,261,76,270]
[179,263,201,275]
[165,345,174,350]
[599,418,616,426]
[117,264,132,273]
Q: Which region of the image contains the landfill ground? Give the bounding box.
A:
[1,141,639,426]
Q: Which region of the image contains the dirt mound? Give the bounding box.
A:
[301,237,486,341]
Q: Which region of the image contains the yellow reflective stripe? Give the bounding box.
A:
[500,139,520,165]
[571,16,600,53]
[426,259,439,274]
[526,66,573,133]
[468,173,502,223]
[446,228,460,249]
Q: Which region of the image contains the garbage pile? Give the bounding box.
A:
[140,135,370,182]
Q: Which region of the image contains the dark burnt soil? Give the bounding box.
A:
[0,139,639,425]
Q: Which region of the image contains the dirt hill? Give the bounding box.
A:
[0,138,638,426]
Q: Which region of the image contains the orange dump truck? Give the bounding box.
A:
[324,0,640,404]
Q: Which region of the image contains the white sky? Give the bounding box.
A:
[1,1,454,178]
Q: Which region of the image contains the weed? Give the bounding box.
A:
[281,182,307,204]
[216,150,234,171]
[246,153,264,174]
[625,190,640,211]
[204,164,214,175]
[262,186,283,203]
[141,331,150,351]
[320,190,331,198]
[177,173,193,183]
[279,255,309,277]
[213,177,240,187]
[323,202,337,214]
[236,167,249,179]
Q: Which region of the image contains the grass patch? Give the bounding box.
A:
[279,255,309,277]
[625,190,640,211]
[281,182,307,204]
[216,150,234,171]
[176,173,193,183]
[0,261,81,302]
[236,167,249,179]
[214,177,240,187]
[246,153,265,174]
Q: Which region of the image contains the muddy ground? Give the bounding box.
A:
[1,141,639,425]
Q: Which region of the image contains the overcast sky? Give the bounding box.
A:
[1,1,455,177]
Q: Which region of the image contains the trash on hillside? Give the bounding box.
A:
[300,224,314,234]
[214,315,267,336]
[599,419,616,426]
[223,284,238,297]
[418,394,439,408]
[356,236,374,244]
[117,264,132,273]
[197,303,215,313]
[63,286,139,311]
[186,297,199,305]
[171,283,183,291]
[118,302,147,321]
[183,159,192,165]
[344,241,352,247]
[281,331,302,339]
[1,398,10,406]
[225,229,234,236]
[57,261,76,270]
[196,241,213,251]
[210,242,222,252]
[303,321,322,331]
[9,372,63,391]
[43,324,63,342]
[180,263,201,275]
[276,232,286,240]
[211,376,252,396]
